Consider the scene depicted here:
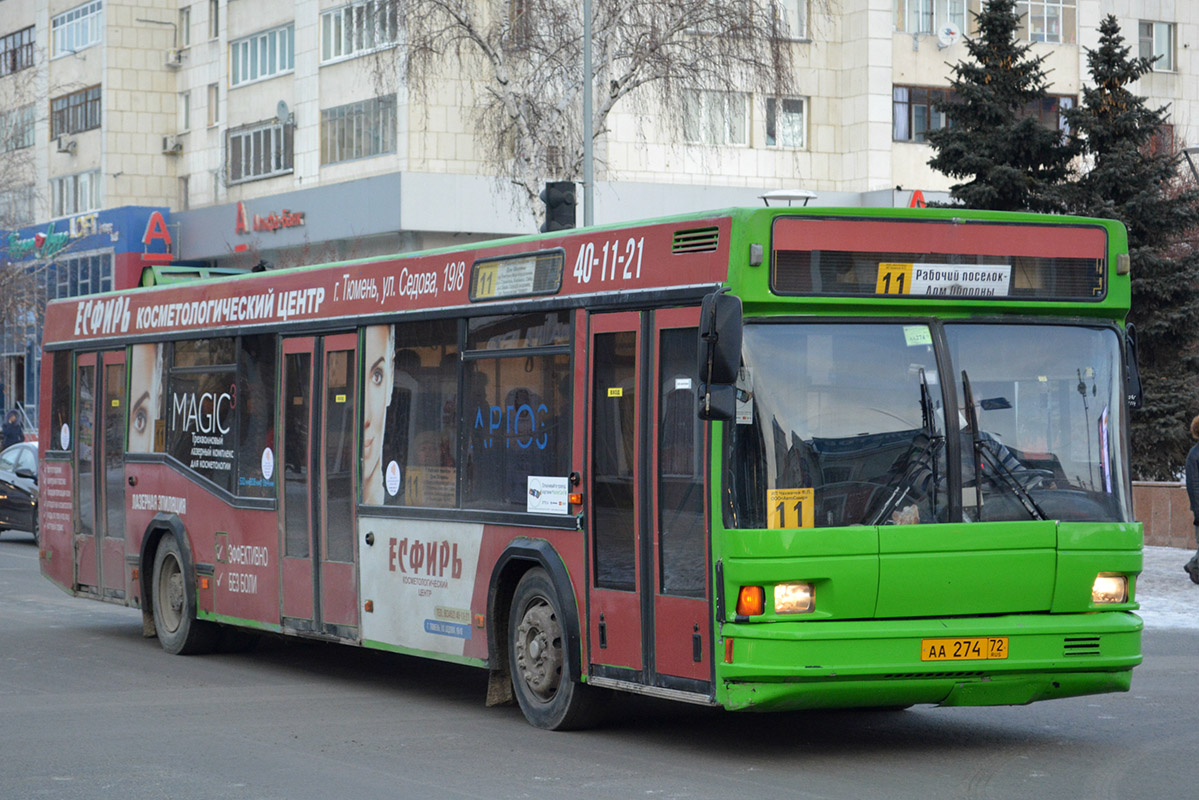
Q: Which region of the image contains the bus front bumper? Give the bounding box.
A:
[716,611,1143,711]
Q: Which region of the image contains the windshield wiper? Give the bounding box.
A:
[871,368,944,524]
[961,369,1047,522]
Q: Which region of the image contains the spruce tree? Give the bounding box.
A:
[1060,15,1199,479]
[927,0,1075,211]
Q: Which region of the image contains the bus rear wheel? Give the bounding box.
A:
[152,534,218,655]
[508,568,598,730]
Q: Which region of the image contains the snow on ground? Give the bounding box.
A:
[1137,545,1198,630]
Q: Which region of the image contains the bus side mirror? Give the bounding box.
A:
[1125,324,1142,409]
[697,291,742,421]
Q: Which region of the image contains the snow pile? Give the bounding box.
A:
[1136,545,1198,629]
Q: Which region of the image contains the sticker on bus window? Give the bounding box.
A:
[385,460,401,497]
[675,377,692,391]
[527,476,570,515]
[903,326,933,347]
[261,447,274,481]
[608,387,623,398]
[60,424,70,450]
[766,488,815,529]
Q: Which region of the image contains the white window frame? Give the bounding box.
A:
[894,0,965,35]
[321,1,399,64]
[227,120,294,184]
[207,83,220,127]
[180,6,192,48]
[683,90,750,146]
[209,0,219,40]
[1139,21,1174,73]
[321,95,397,165]
[231,24,295,87]
[1019,0,1075,45]
[766,96,807,148]
[50,170,102,217]
[0,185,36,228]
[52,1,104,58]
[180,91,191,131]
[776,0,809,40]
[1,104,36,152]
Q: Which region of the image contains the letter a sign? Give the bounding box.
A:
[141,211,173,263]
[909,190,927,209]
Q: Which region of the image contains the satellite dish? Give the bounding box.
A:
[276,100,291,125]
[937,22,961,48]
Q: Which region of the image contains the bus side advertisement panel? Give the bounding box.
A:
[359,518,484,657]
[126,464,281,623]
[39,459,75,589]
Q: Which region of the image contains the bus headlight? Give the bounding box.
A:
[1092,574,1128,604]
[774,582,815,614]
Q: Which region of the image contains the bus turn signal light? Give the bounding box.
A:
[736,585,764,616]
[569,492,583,505]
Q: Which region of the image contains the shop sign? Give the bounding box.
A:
[235,201,306,235]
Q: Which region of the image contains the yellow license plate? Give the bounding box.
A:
[920,636,1008,661]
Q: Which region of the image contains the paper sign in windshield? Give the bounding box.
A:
[876,263,1011,297]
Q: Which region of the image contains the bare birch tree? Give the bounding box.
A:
[386,0,817,207]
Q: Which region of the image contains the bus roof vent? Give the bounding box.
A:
[672,226,719,254]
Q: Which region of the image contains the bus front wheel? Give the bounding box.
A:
[508,568,598,730]
[151,534,218,655]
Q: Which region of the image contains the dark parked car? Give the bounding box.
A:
[0,442,38,544]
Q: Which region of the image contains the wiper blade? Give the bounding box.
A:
[961,369,1047,522]
[871,368,944,525]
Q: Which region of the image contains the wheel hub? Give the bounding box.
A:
[515,601,562,701]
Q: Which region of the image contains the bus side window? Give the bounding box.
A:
[49,350,73,451]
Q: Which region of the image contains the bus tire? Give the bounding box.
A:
[508,567,598,730]
[152,534,218,655]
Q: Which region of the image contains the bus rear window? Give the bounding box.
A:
[772,217,1107,301]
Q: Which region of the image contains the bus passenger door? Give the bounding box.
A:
[649,308,711,689]
[280,335,360,638]
[73,350,127,599]
[588,314,644,674]
[587,309,712,694]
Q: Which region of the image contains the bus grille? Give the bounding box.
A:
[1063,636,1101,657]
[672,226,720,253]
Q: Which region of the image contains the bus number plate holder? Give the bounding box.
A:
[920,636,1008,661]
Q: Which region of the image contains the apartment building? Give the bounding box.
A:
[1,0,1196,414]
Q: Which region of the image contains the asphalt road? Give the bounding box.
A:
[2,530,1196,800]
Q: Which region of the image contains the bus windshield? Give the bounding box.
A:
[725,322,1130,528]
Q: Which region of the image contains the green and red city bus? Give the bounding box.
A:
[38,206,1143,729]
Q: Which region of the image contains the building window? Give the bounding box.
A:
[321,95,396,164]
[1,25,35,77]
[227,120,293,184]
[766,97,806,148]
[1017,0,1075,45]
[1148,123,1174,158]
[209,0,219,39]
[50,170,102,217]
[207,83,220,126]
[1139,21,1174,72]
[893,85,952,142]
[231,24,294,87]
[179,176,190,211]
[179,6,192,47]
[683,90,749,146]
[0,185,36,228]
[50,86,102,138]
[1,104,35,152]
[894,0,965,35]
[321,1,399,63]
[52,1,104,58]
[48,253,113,302]
[1023,94,1074,135]
[776,0,809,38]
[180,91,191,130]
